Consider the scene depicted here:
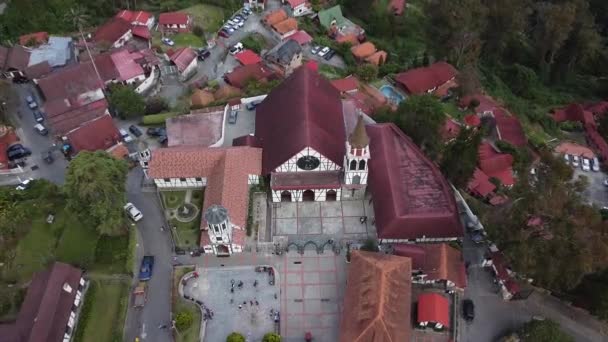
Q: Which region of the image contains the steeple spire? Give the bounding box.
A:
[349,115,369,149]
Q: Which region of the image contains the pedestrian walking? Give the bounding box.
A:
[238,304,242,309]
[253,280,258,287]
[255,300,259,306]
[250,300,253,306]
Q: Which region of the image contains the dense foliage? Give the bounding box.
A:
[226,332,245,342]
[262,333,281,342]
[441,128,482,188]
[107,84,146,119]
[64,151,129,236]
[175,310,194,331]
[519,320,574,342]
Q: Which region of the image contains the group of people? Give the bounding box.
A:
[203,307,214,321]
[237,299,260,310]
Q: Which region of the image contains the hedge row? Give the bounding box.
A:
[141,112,179,125]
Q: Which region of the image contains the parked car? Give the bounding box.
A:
[147,127,166,137]
[138,256,155,281]
[229,42,244,55]
[604,178,608,187]
[592,157,600,172]
[25,95,34,104]
[32,110,44,123]
[129,125,143,137]
[324,49,336,60]
[318,47,330,57]
[15,178,34,191]
[228,110,238,124]
[198,48,211,60]
[119,128,134,143]
[34,123,48,135]
[572,155,580,167]
[234,14,245,21]
[223,26,235,34]
[582,158,591,171]
[226,19,237,26]
[219,29,230,38]
[158,135,168,145]
[563,153,570,164]
[27,99,38,109]
[161,37,175,46]
[7,143,24,153]
[124,202,143,222]
[234,20,244,29]
[462,299,475,321]
[242,8,251,16]
[311,45,321,55]
[7,147,32,160]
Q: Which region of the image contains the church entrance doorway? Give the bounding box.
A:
[281,191,292,202]
[302,190,315,201]
[216,244,230,256]
[326,190,337,201]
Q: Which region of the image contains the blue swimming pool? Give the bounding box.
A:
[379,84,406,105]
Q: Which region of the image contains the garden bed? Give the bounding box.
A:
[173,266,201,342]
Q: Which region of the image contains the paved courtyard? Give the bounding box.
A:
[272,199,377,243]
[279,249,347,342]
[184,266,280,342]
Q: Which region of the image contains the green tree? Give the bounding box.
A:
[192,25,205,38]
[145,96,169,115]
[64,6,89,31]
[440,127,481,188]
[262,332,282,342]
[175,310,194,331]
[354,64,378,82]
[395,94,446,159]
[481,0,530,60]
[64,151,129,236]
[226,332,246,342]
[455,63,481,98]
[501,64,540,99]
[107,84,146,119]
[519,320,574,342]
[360,238,379,252]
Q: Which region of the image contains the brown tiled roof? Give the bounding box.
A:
[394,243,467,289]
[148,146,262,229]
[93,17,132,45]
[365,50,387,66]
[106,142,129,159]
[36,62,103,100]
[5,45,31,71]
[8,262,83,342]
[159,12,190,25]
[255,66,345,174]
[349,115,369,148]
[339,251,412,342]
[351,42,376,59]
[272,18,298,35]
[169,47,196,73]
[224,63,277,88]
[23,61,52,79]
[395,62,457,95]
[264,9,288,26]
[46,98,109,135]
[19,32,49,46]
[331,75,359,93]
[367,123,463,240]
[67,114,121,152]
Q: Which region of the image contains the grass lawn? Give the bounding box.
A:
[91,235,129,274]
[180,4,225,34]
[11,217,61,282]
[162,190,187,210]
[55,224,98,268]
[75,280,129,342]
[173,33,204,48]
[171,217,201,249]
[173,267,201,342]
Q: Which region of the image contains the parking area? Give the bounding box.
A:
[271,199,377,243]
[222,106,256,147]
[280,249,347,342]
[184,266,280,342]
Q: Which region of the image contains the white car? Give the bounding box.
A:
[311,45,321,54]
[161,37,175,46]
[124,203,143,222]
[563,154,570,164]
[318,47,330,57]
[581,158,591,171]
[119,128,134,143]
[234,20,244,28]
[592,157,600,172]
[226,19,237,26]
[572,155,580,167]
[229,42,244,55]
[16,178,34,191]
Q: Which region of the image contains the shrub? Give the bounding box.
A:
[145,97,169,115]
[262,332,282,342]
[192,25,205,38]
[559,121,583,132]
[360,238,379,252]
[226,332,246,342]
[242,35,265,53]
[354,64,378,82]
[175,310,194,331]
[142,112,178,125]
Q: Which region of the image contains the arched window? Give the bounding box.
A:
[359,160,366,170]
[349,160,357,170]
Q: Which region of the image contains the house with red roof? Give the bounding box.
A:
[0,126,19,170]
[331,75,388,115]
[464,114,481,127]
[66,114,121,153]
[284,0,312,16]
[551,103,595,127]
[158,12,192,33]
[493,108,527,147]
[19,32,49,46]
[0,45,31,79]
[115,10,155,29]
[271,17,298,39]
[0,262,86,342]
[168,47,197,80]
[440,117,461,141]
[367,123,464,242]
[478,142,515,187]
[585,101,608,116]
[394,61,457,95]
[224,62,278,88]
[394,243,467,290]
[234,49,262,66]
[285,30,313,46]
[484,249,523,300]
[146,143,262,256]
[417,293,450,330]
[93,17,133,48]
[467,168,496,198]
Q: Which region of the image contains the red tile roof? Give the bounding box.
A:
[169,47,196,73]
[233,134,262,147]
[224,62,277,88]
[272,18,298,35]
[264,9,288,26]
[46,98,109,135]
[148,146,262,229]
[464,114,481,127]
[345,85,388,115]
[555,142,595,159]
[493,108,527,147]
[585,101,608,116]
[305,60,318,71]
[331,75,359,93]
[467,168,496,197]
[3,262,83,342]
[255,66,345,174]
[395,62,457,95]
[19,32,49,46]
[116,10,152,25]
[67,114,121,152]
[339,251,412,342]
[5,45,30,71]
[93,17,132,45]
[286,30,313,46]
[336,33,360,45]
[351,42,376,59]
[394,243,467,289]
[287,0,306,7]
[110,49,145,81]
[478,142,514,186]
[36,62,104,100]
[417,293,449,327]
[365,50,387,66]
[234,49,262,65]
[459,93,499,114]
[552,103,594,126]
[389,0,406,15]
[131,25,151,39]
[367,123,463,240]
[107,142,129,159]
[159,12,189,25]
[24,61,52,79]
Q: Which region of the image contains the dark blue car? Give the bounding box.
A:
[139,256,155,281]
